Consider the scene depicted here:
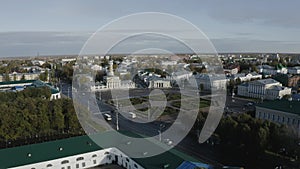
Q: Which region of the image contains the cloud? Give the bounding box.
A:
[0,32,91,57]
[202,1,300,28]
[211,38,300,53]
[1,31,300,58]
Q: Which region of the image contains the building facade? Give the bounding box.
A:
[237,79,291,100]
[256,100,300,136]
[148,79,171,88]
[194,73,227,91]
[288,66,300,75]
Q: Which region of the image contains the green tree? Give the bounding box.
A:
[4,73,10,82]
[21,74,26,80]
[39,70,49,81]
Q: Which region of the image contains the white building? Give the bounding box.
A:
[91,60,135,91]
[288,66,300,75]
[256,100,300,136]
[1,131,212,169]
[148,78,171,88]
[237,79,291,100]
[231,72,262,82]
[224,67,239,75]
[194,73,227,91]
[61,58,76,65]
[0,80,61,100]
[0,72,42,82]
[171,71,193,81]
[258,65,288,75]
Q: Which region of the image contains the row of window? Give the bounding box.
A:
[258,112,300,126]
[30,154,98,169]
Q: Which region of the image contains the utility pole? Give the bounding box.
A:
[116,97,119,131]
[67,87,70,98]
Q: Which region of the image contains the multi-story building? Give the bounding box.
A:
[237,79,291,100]
[256,99,300,136]
[258,65,288,75]
[91,60,135,91]
[148,78,171,88]
[194,73,227,91]
[230,72,262,82]
[0,132,214,169]
[0,80,61,100]
[288,66,300,74]
[0,72,41,82]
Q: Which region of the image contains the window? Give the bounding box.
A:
[76,157,84,161]
[82,163,86,167]
[92,154,97,158]
[292,119,295,125]
[67,166,71,169]
[76,164,79,168]
[46,164,53,167]
[61,160,69,164]
[93,160,97,164]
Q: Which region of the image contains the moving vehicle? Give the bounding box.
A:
[103,113,112,121]
[129,112,136,119]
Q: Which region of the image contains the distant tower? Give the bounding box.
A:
[108,60,114,76]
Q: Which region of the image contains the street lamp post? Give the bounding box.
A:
[116,98,120,131]
[158,124,165,142]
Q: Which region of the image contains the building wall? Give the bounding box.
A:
[10,148,144,169]
[238,80,291,100]
[149,80,171,88]
[0,73,40,82]
[256,106,300,135]
[288,68,300,74]
[237,85,248,97]
[50,93,61,100]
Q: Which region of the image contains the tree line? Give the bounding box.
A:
[194,112,299,168]
[0,87,83,143]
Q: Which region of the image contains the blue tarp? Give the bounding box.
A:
[177,161,213,169]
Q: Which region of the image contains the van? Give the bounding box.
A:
[104,113,112,121]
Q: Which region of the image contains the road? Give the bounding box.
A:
[62,86,255,167]
[86,91,224,167]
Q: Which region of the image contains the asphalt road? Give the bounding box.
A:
[62,87,256,168]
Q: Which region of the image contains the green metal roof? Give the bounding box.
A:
[0,131,202,169]
[32,80,60,94]
[0,135,101,169]
[256,99,300,116]
[0,80,59,94]
[0,80,35,86]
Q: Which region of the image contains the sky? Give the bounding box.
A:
[1,0,300,57]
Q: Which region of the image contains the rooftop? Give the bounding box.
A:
[0,135,100,168]
[250,79,279,85]
[256,99,300,116]
[0,80,36,86]
[0,131,201,169]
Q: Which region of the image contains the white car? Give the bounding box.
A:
[163,139,173,146]
[129,112,136,119]
[103,113,112,121]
